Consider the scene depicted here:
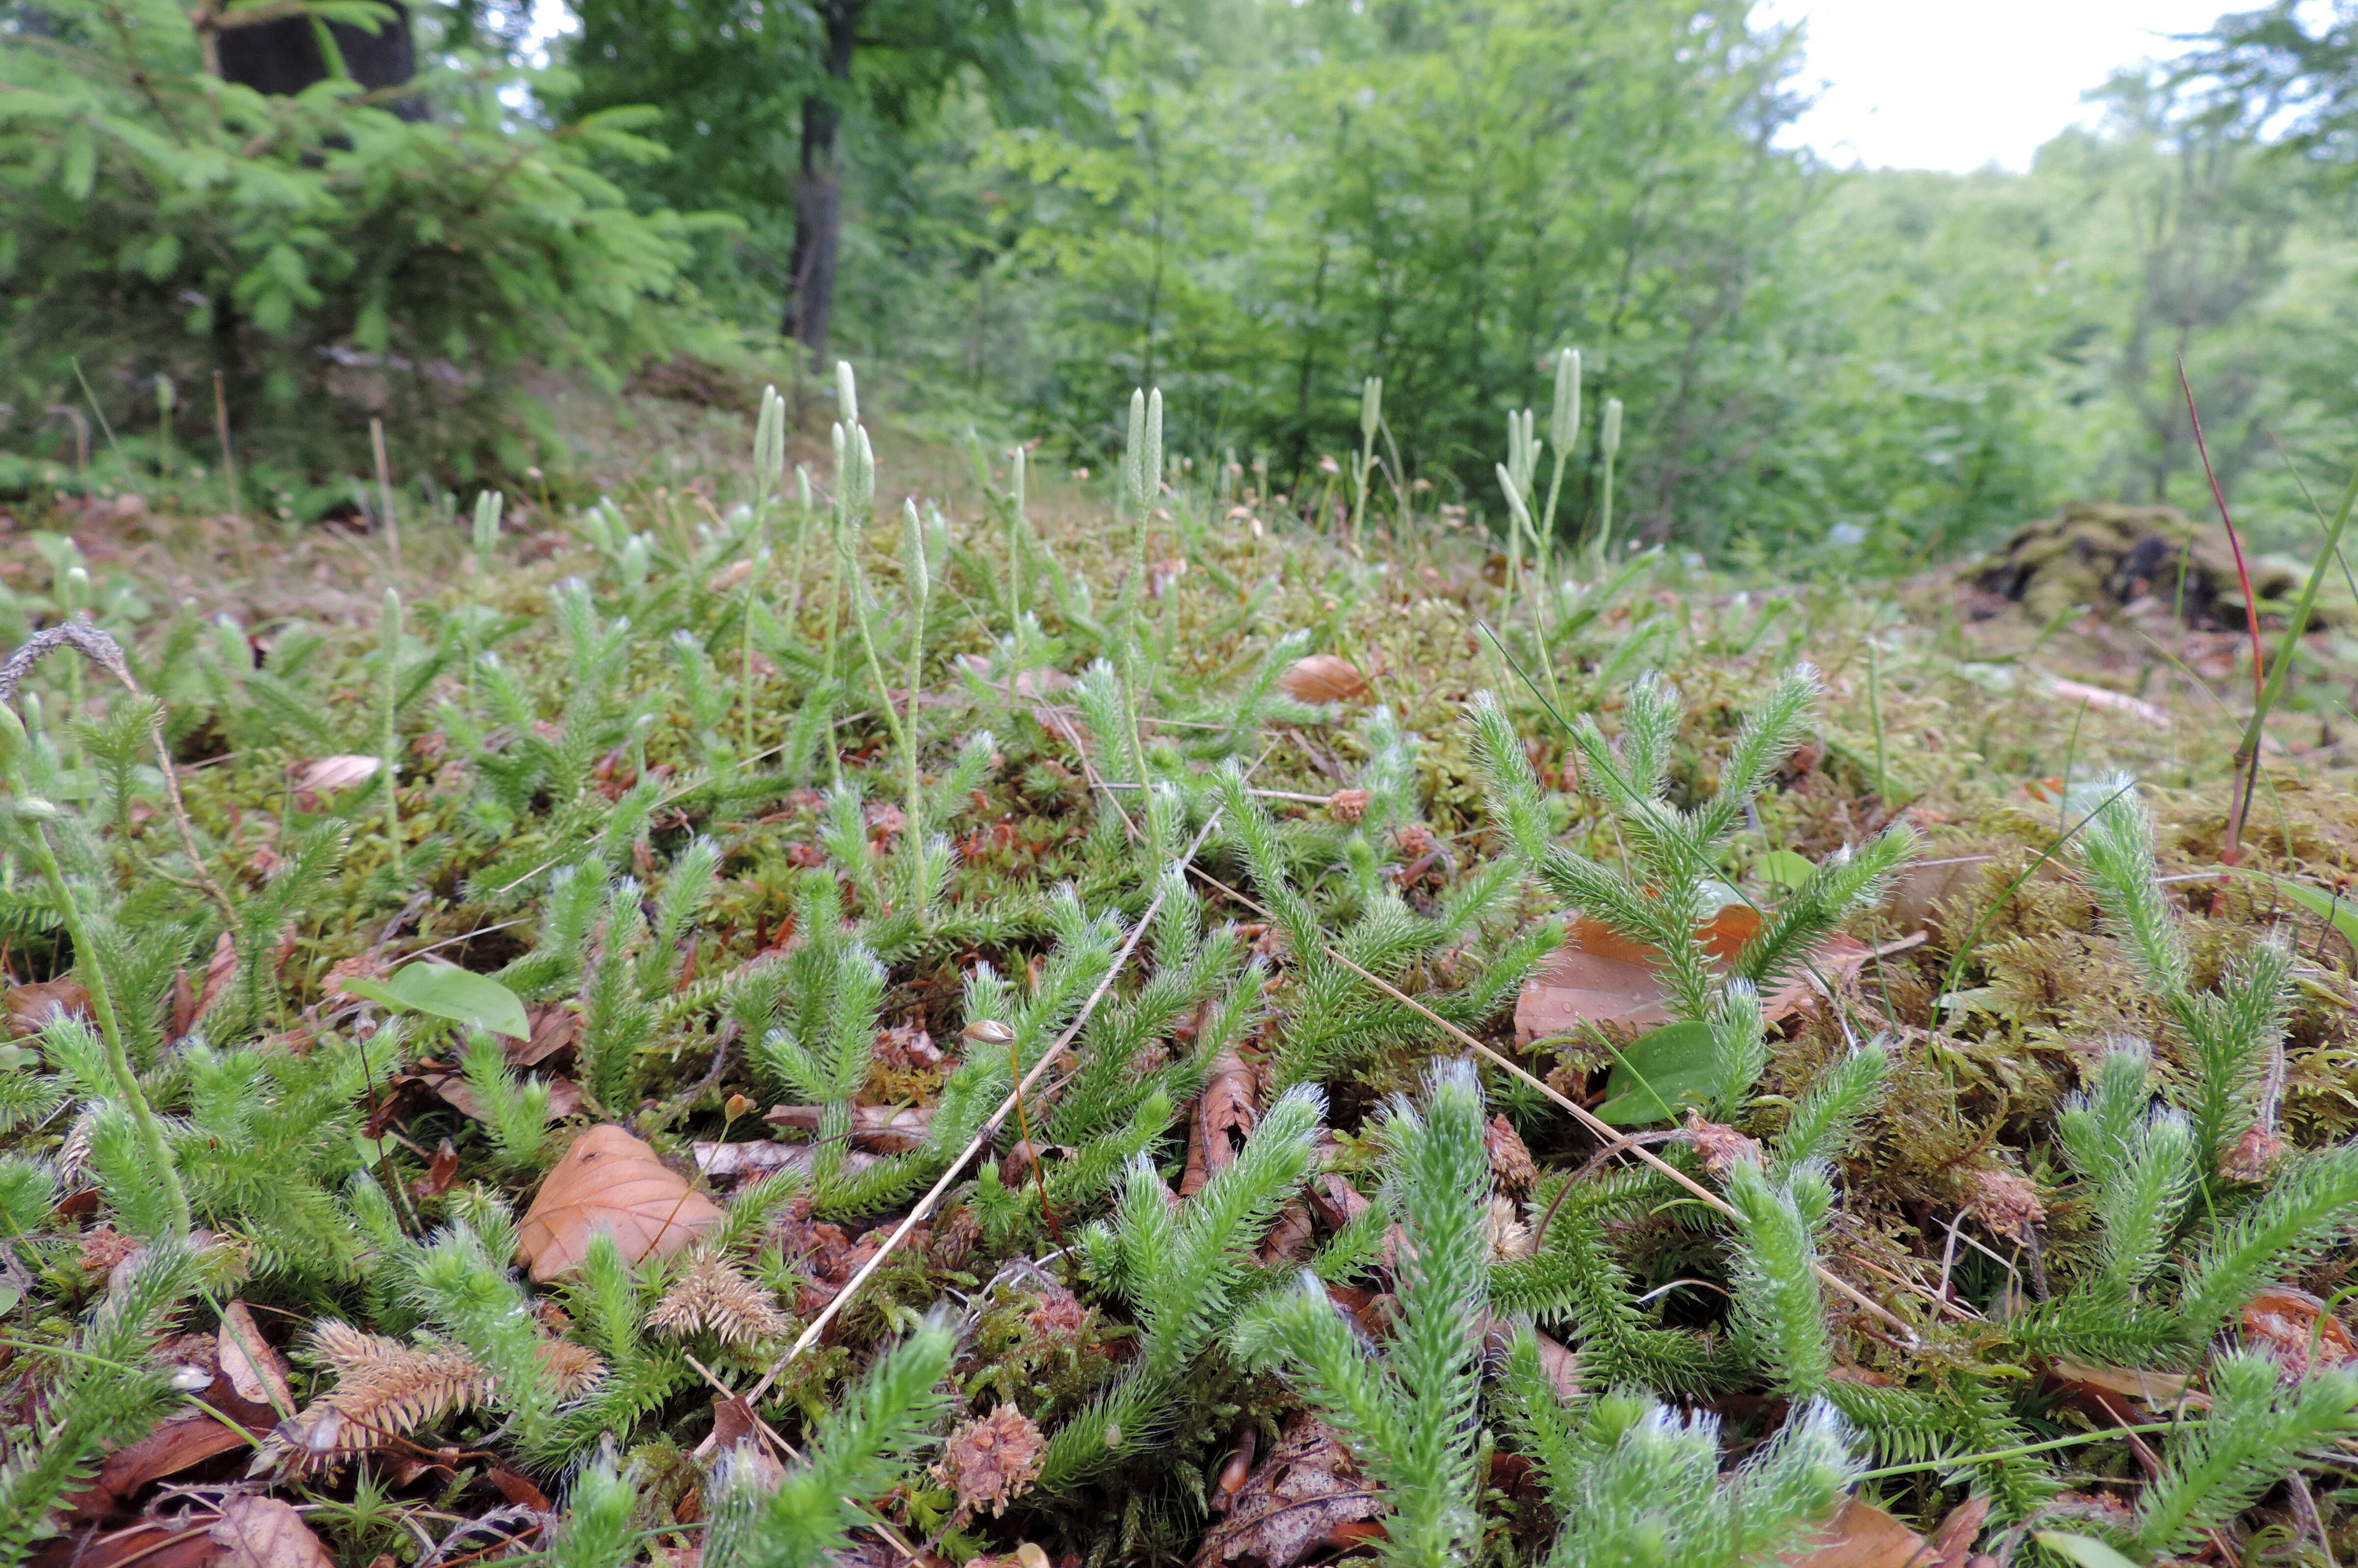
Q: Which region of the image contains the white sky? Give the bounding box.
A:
[1756,0,2235,172]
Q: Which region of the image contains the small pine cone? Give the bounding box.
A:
[2219,1124,2287,1185]
[1326,788,1371,825]
[935,1403,1046,1520]
[1395,823,1439,860]
[1681,1110,1761,1182]
[1968,1170,2046,1244]
[79,1225,140,1275]
[1485,1116,1538,1192]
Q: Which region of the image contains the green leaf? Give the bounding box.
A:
[344,962,529,1039]
[2033,1531,2141,1568]
[1755,849,1814,890]
[1596,1021,1716,1125]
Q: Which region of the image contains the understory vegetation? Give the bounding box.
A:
[8,361,2358,1568]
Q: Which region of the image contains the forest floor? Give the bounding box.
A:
[8,389,2358,1568]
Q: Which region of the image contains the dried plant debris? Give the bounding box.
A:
[648,1253,792,1344]
[936,1403,1047,1521]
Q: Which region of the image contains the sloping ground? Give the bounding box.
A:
[4,421,2358,1568]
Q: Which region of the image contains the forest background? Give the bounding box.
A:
[9,0,2358,572]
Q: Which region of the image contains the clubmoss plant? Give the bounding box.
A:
[1236,1061,1491,1568]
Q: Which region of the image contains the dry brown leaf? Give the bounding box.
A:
[1526,1330,1580,1400]
[692,1137,879,1184]
[293,754,380,794]
[512,1005,580,1067]
[1192,1415,1382,1568]
[2241,1286,2358,1375]
[1778,1495,1927,1568]
[954,653,1074,700]
[217,1301,292,1413]
[1926,1496,1993,1566]
[430,1072,583,1124]
[412,1137,461,1203]
[5,976,92,1040]
[1885,857,1990,930]
[211,1495,336,1568]
[82,1514,224,1568]
[67,1412,263,1520]
[196,931,238,1016]
[763,1101,933,1153]
[1255,1202,1317,1266]
[2045,676,2172,730]
[1514,910,1907,1046]
[1181,1048,1258,1198]
[518,1124,723,1282]
[1277,654,1367,705]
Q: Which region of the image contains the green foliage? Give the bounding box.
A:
[1044,1083,1324,1488]
[735,1317,959,1568]
[1238,1061,1491,1568]
[1504,1384,1859,1568]
[1472,669,1915,1118]
[0,1240,194,1563]
[0,0,722,477]
[2078,781,2295,1182]
[2125,1352,2358,1562]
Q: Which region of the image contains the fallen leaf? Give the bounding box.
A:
[763,1101,933,1153]
[693,1138,878,1183]
[1181,1048,1258,1198]
[2047,1362,2193,1408]
[710,1393,761,1452]
[2044,676,2172,730]
[518,1124,723,1282]
[430,1073,583,1123]
[512,1005,580,1067]
[1927,1496,1993,1567]
[954,653,1074,700]
[5,977,92,1040]
[291,754,380,810]
[488,1466,553,1510]
[1885,857,1991,929]
[412,1137,461,1202]
[1779,1495,1927,1568]
[196,931,238,1016]
[77,1514,223,1568]
[217,1301,292,1413]
[1192,1415,1382,1568]
[1515,910,1912,1049]
[211,1495,336,1568]
[66,1412,264,1520]
[1278,654,1367,704]
[2241,1286,2358,1375]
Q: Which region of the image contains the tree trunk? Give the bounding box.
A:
[783,0,862,363]
[217,0,426,120]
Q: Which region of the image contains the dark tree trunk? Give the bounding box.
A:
[783,0,862,363]
[218,0,426,120]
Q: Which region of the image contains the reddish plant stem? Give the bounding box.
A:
[2178,357,2265,868]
